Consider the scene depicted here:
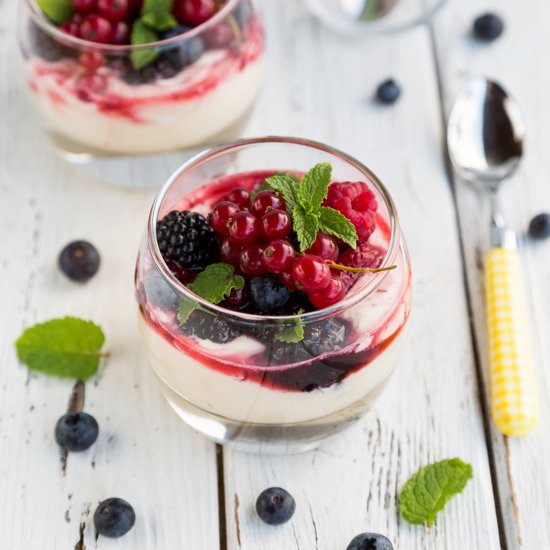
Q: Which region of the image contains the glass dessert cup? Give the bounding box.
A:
[17,0,264,157]
[135,137,412,454]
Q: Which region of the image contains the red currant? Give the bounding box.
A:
[229,211,260,245]
[175,0,217,26]
[260,209,291,240]
[61,19,81,36]
[250,191,285,218]
[79,50,104,71]
[211,201,240,235]
[128,0,143,17]
[221,287,249,309]
[219,237,242,266]
[291,255,331,292]
[240,244,266,276]
[111,21,130,44]
[223,188,250,209]
[308,275,345,308]
[262,240,295,274]
[98,0,129,22]
[280,271,297,291]
[79,15,113,43]
[73,0,97,15]
[305,233,338,261]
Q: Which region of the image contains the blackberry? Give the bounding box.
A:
[303,318,348,357]
[183,311,241,343]
[94,498,136,538]
[249,276,291,313]
[30,26,72,62]
[157,210,218,269]
[346,533,394,550]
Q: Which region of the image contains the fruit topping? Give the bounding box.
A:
[58,240,101,282]
[308,275,345,309]
[261,239,295,273]
[250,275,291,313]
[183,311,241,343]
[291,255,331,292]
[239,243,266,276]
[346,533,394,550]
[223,187,250,209]
[260,209,292,240]
[175,0,217,26]
[375,78,401,105]
[94,497,136,538]
[211,201,240,235]
[255,487,296,525]
[305,233,339,261]
[340,242,385,269]
[472,13,504,41]
[302,317,348,356]
[528,212,550,240]
[98,0,129,22]
[55,411,99,452]
[250,190,286,218]
[228,211,260,245]
[79,14,113,43]
[156,210,218,269]
[142,271,179,310]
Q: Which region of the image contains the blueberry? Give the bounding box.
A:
[473,13,504,41]
[143,271,179,310]
[250,276,291,313]
[160,26,205,69]
[94,498,136,538]
[55,412,99,452]
[58,240,100,282]
[375,79,401,105]
[255,487,296,525]
[528,213,550,240]
[235,1,253,25]
[346,533,394,550]
[303,318,348,357]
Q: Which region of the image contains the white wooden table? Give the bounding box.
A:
[2,0,550,548]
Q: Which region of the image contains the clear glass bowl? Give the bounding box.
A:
[135,137,412,453]
[17,0,264,156]
[304,0,449,35]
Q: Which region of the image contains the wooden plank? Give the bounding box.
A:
[431,0,550,547]
[0,2,219,548]
[223,2,502,549]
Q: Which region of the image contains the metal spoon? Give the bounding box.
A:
[447,77,538,436]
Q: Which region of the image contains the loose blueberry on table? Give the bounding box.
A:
[528,212,550,240]
[346,532,394,550]
[55,411,99,452]
[472,13,504,42]
[375,79,401,105]
[94,497,136,538]
[58,240,101,282]
[255,487,296,525]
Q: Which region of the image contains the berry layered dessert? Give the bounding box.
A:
[136,153,411,450]
[19,0,264,154]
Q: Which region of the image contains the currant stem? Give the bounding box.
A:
[328,262,397,274]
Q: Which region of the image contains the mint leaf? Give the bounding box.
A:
[15,317,105,380]
[37,0,73,23]
[177,263,245,324]
[142,10,178,30]
[298,163,331,214]
[400,458,473,526]
[142,0,173,14]
[293,204,319,251]
[265,174,299,211]
[318,206,358,249]
[275,309,305,343]
[131,19,160,70]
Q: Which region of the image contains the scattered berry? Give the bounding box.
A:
[376,79,401,104]
[260,209,292,240]
[308,275,345,308]
[291,255,331,292]
[223,188,250,209]
[346,533,394,550]
[229,211,260,245]
[262,239,295,273]
[111,21,130,44]
[250,275,291,313]
[58,240,101,282]
[340,242,385,269]
[55,412,99,452]
[157,210,218,269]
[221,287,249,310]
[98,0,129,23]
[61,19,82,37]
[219,237,242,266]
[473,13,504,41]
[240,244,266,276]
[175,0,217,26]
[528,212,550,240]
[79,15,113,43]
[211,201,240,235]
[250,190,286,218]
[255,487,296,525]
[73,0,98,15]
[306,233,339,261]
[94,498,136,538]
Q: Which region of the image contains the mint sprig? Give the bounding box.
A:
[177,263,245,323]
[275,309,305,343]
[130,19,160,70]
[15,317,105,380]
[266,164,358,252]
[37,0,73,24]
[141,11,178,31]
[399,458,473,526]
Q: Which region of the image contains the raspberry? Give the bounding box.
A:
[340,242,385,269]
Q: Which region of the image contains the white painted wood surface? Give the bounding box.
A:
[1,0,549,549]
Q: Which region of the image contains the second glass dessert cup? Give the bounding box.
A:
[135,137,412,453]
[17,0,264,157]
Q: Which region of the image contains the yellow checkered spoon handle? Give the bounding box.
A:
[485,247,538,436]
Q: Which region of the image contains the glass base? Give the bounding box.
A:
[156,373,389,454]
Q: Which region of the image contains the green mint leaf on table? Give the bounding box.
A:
[15,317,105,380]
[275,309,305,343]
[141,11,178,31]
[177,263,245,324]
[318,206,358,249]
[37,0,73,24]
[293,204,319,252]
[265,174,299,211]
[399,458,473,526]
[131,19,160,70]
[141,0,174,15]
[298,163,331,215]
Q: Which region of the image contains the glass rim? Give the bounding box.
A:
[26,0,242,52]
[147,136,401,324]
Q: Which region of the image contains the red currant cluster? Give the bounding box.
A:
[58,0,219,45]
[210,184,384,310]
